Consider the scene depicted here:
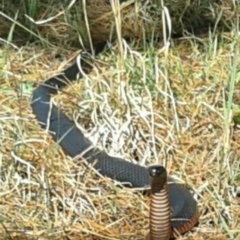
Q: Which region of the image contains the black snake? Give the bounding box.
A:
[31,43,199,237]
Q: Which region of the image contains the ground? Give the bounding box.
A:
[1,2,240,240]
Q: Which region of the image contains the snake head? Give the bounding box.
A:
[148,165,167,193]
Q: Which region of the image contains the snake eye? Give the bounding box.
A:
[148,165,167,177]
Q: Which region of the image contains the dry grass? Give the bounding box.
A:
[1,0,240,240]
[0,0,239,47]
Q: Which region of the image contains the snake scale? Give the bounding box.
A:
[31,42,199,238]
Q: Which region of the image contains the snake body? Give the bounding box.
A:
[147,166,171,240]
[31,44,199,237]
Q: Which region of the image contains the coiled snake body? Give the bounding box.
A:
[31,44,199,238]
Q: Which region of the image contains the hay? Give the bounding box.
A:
[1,33,240,239]
[0,0,239,47]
